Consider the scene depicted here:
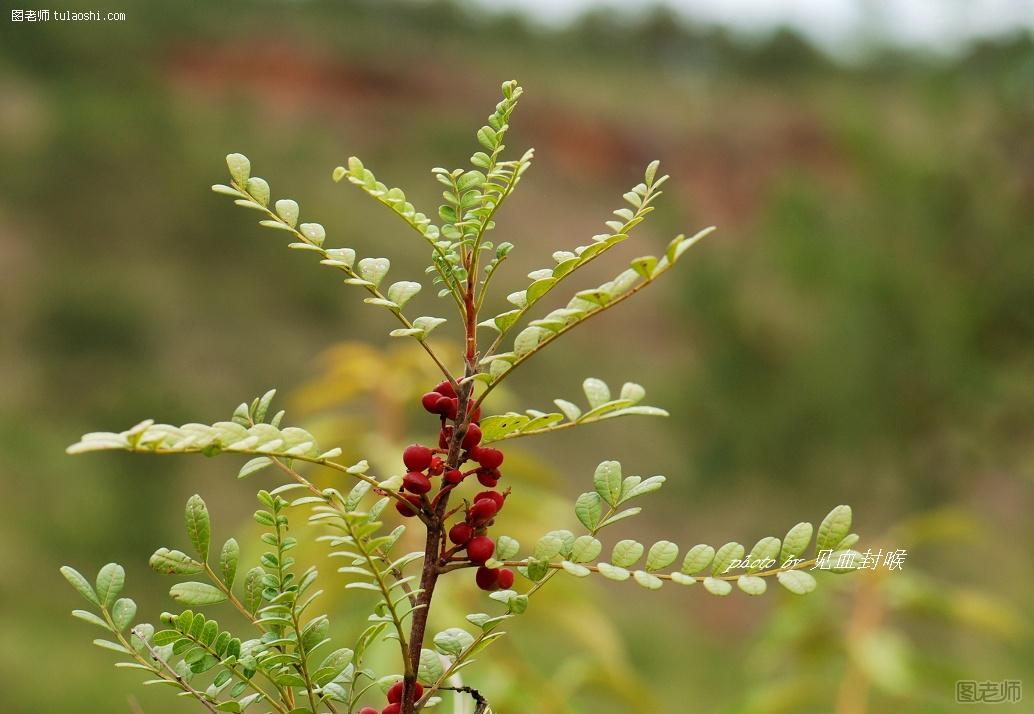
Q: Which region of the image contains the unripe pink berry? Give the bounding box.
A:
[471,447,503,469]
[443,468,464,485]
[475,566,500,591]
[466,536,494,564]
[449,523,473,545]
[434,380,456,398]
[474,490,504,510]
[497,568,515,589]
[395,494,422,518]
[468,498,498,524]
[402,444,433,471]
[402,471,432,495]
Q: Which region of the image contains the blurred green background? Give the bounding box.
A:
[1,1,1032,712]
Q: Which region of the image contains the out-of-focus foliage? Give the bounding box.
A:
[2,0,1032,712]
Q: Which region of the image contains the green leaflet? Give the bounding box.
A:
[611,540,644,568]
[478,381,667,444]
[184,495,211,562]
[646,541,679,572]
[169,582,227,607]
[96,563,125,609]
[219,539,239,588]
[817,505,853,552]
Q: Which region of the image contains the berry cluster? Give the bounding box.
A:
[358,681,424,714]
[394,380,515,592]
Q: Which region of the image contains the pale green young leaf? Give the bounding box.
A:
[681,545,715,575]
[737,575,767,596]
[817,505,852,552]
[747,537,781,573]
[238,456,272,479]
[582,378,611,408]
[597,563,630,581]
[611,539,644,568]
[561,561,592,577]
[646,541,679,572]
[569,536,602,563]
[633,570,663,590]
[703,577,732,596]
[711,542,744,576]
[777,570,817,594]
[780,522,813,563]
[386,281,421,308]
[494,536,520,560]
[274,199,299,227]
[357,257,390,287]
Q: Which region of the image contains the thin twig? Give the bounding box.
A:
[131,628,221,714]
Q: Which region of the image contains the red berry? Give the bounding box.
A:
[382,705,401,714]
[466,403,481,422]
[443,468,464,485]
[476,468,500,487]
[471,447,503,469]
[386,681,422,705]
[468,498,498,524]
[443,398,458,420]
[466,536,494,564]
[462,424,482,449]
[395,494,422,518]
[434,380,456,398]
[402,471,432,495]
[475,566,500,591]
[359,709,378,714]
[474,490,504,510]
[403,444,433,471]
[449,523,473,545]
[421,392,441,412]
[428,456,444,476]
[439,427,452,449]
[497,568,515,589]
[430,394,451,416]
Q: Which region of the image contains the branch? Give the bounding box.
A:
[129,627,221,714]
[215,171,458,389]
[474,227,715,410]
[67,418,429,523]
[480,161,669,354]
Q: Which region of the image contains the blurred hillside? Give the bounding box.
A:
[1,1,1032,712]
